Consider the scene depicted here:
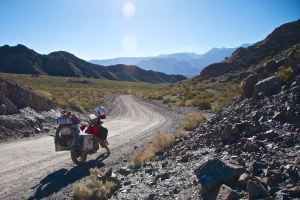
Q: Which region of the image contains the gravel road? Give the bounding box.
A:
[0,94,187,200]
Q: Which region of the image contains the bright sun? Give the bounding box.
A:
[123,1,136,19]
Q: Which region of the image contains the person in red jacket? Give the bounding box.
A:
[93,106,109,154]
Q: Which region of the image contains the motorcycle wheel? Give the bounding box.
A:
[71,151,87,165]
[55,124,75,147]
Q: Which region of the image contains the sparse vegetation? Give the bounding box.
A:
[130,130,174,167]
[142,77,241,113]
[0,73,164,112]
[73,168,116,200]
[34,90,52,99]
[181,113,207,131]
[177,129,186,138]
[276,66,293,85]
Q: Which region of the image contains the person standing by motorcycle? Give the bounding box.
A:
[93,106,110,154]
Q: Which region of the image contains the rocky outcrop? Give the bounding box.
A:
[241,74,258,99]
[240,42,300,100]
[253,76,284,95]
[194,158,245,193]
[199,19,300,81]
[0,77,56,115]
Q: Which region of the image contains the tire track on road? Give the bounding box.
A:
[0,94,173,200]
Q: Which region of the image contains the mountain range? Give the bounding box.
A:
[2,17,299,84]
[89,44,251,77]
[0,45,187,83]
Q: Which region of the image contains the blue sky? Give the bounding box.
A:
[1,0,300,60]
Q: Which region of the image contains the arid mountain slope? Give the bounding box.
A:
[199,19,300,81]
[0,45,187,83]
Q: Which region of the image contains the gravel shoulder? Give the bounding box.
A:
[0,94,204,200]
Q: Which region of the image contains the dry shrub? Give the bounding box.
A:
[151,131,174,151]
[74,168,116,200]
[212,101,228,113]
[130,149,155,167]
[34,90,52,99]
[191,98,212,110]
[181,113,207,131]
[177,129,186,138]
[185,100,193,107]
[131,130,174,167]
[175,100,185,106]
[69,98,85,113]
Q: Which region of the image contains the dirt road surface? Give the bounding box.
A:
[0,94,187,199]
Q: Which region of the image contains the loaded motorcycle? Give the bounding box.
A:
[53,108,109,165]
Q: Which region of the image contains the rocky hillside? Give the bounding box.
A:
[0,77,58,140]
[103,25,300,199]
[199,19,300,81]
[0,77,56,115]
[0,45,187,83]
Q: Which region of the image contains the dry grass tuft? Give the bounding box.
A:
[69,98,85,113]
[177,129,186,138]
[34,90,52,99]
[130,130,174,167]
[181,113,207,131]
[73,168,116,200]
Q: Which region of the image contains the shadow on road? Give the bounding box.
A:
[28,153,109,200]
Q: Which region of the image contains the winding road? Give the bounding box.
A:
[0,95,175,199]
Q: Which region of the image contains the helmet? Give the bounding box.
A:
[94,106,106,117]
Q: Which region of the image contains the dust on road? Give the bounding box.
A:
[0,94,175,199]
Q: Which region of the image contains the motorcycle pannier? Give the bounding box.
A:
[80,134,93,150]
[53,116,74,125]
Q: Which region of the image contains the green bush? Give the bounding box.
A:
[191,98,212,110]
[211,83,225,91]
[276,66,293,85]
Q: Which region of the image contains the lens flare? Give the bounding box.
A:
[123,1,136,19]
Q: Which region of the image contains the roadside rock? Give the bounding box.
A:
[254,76,284,95]
[241,74,259,99]
[247,180,269,199]
[216,184,241,200]
[194,158,245,193]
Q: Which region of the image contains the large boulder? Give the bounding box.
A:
[194,158,245,193]
[241,74,259,99]
[216,184,241,200]
[253,76,284,95]
[264,60,282,74]
[247,180,269,199]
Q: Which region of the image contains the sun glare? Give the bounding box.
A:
[123,1,136,19]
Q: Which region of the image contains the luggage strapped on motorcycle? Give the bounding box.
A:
[53,109,79,125]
